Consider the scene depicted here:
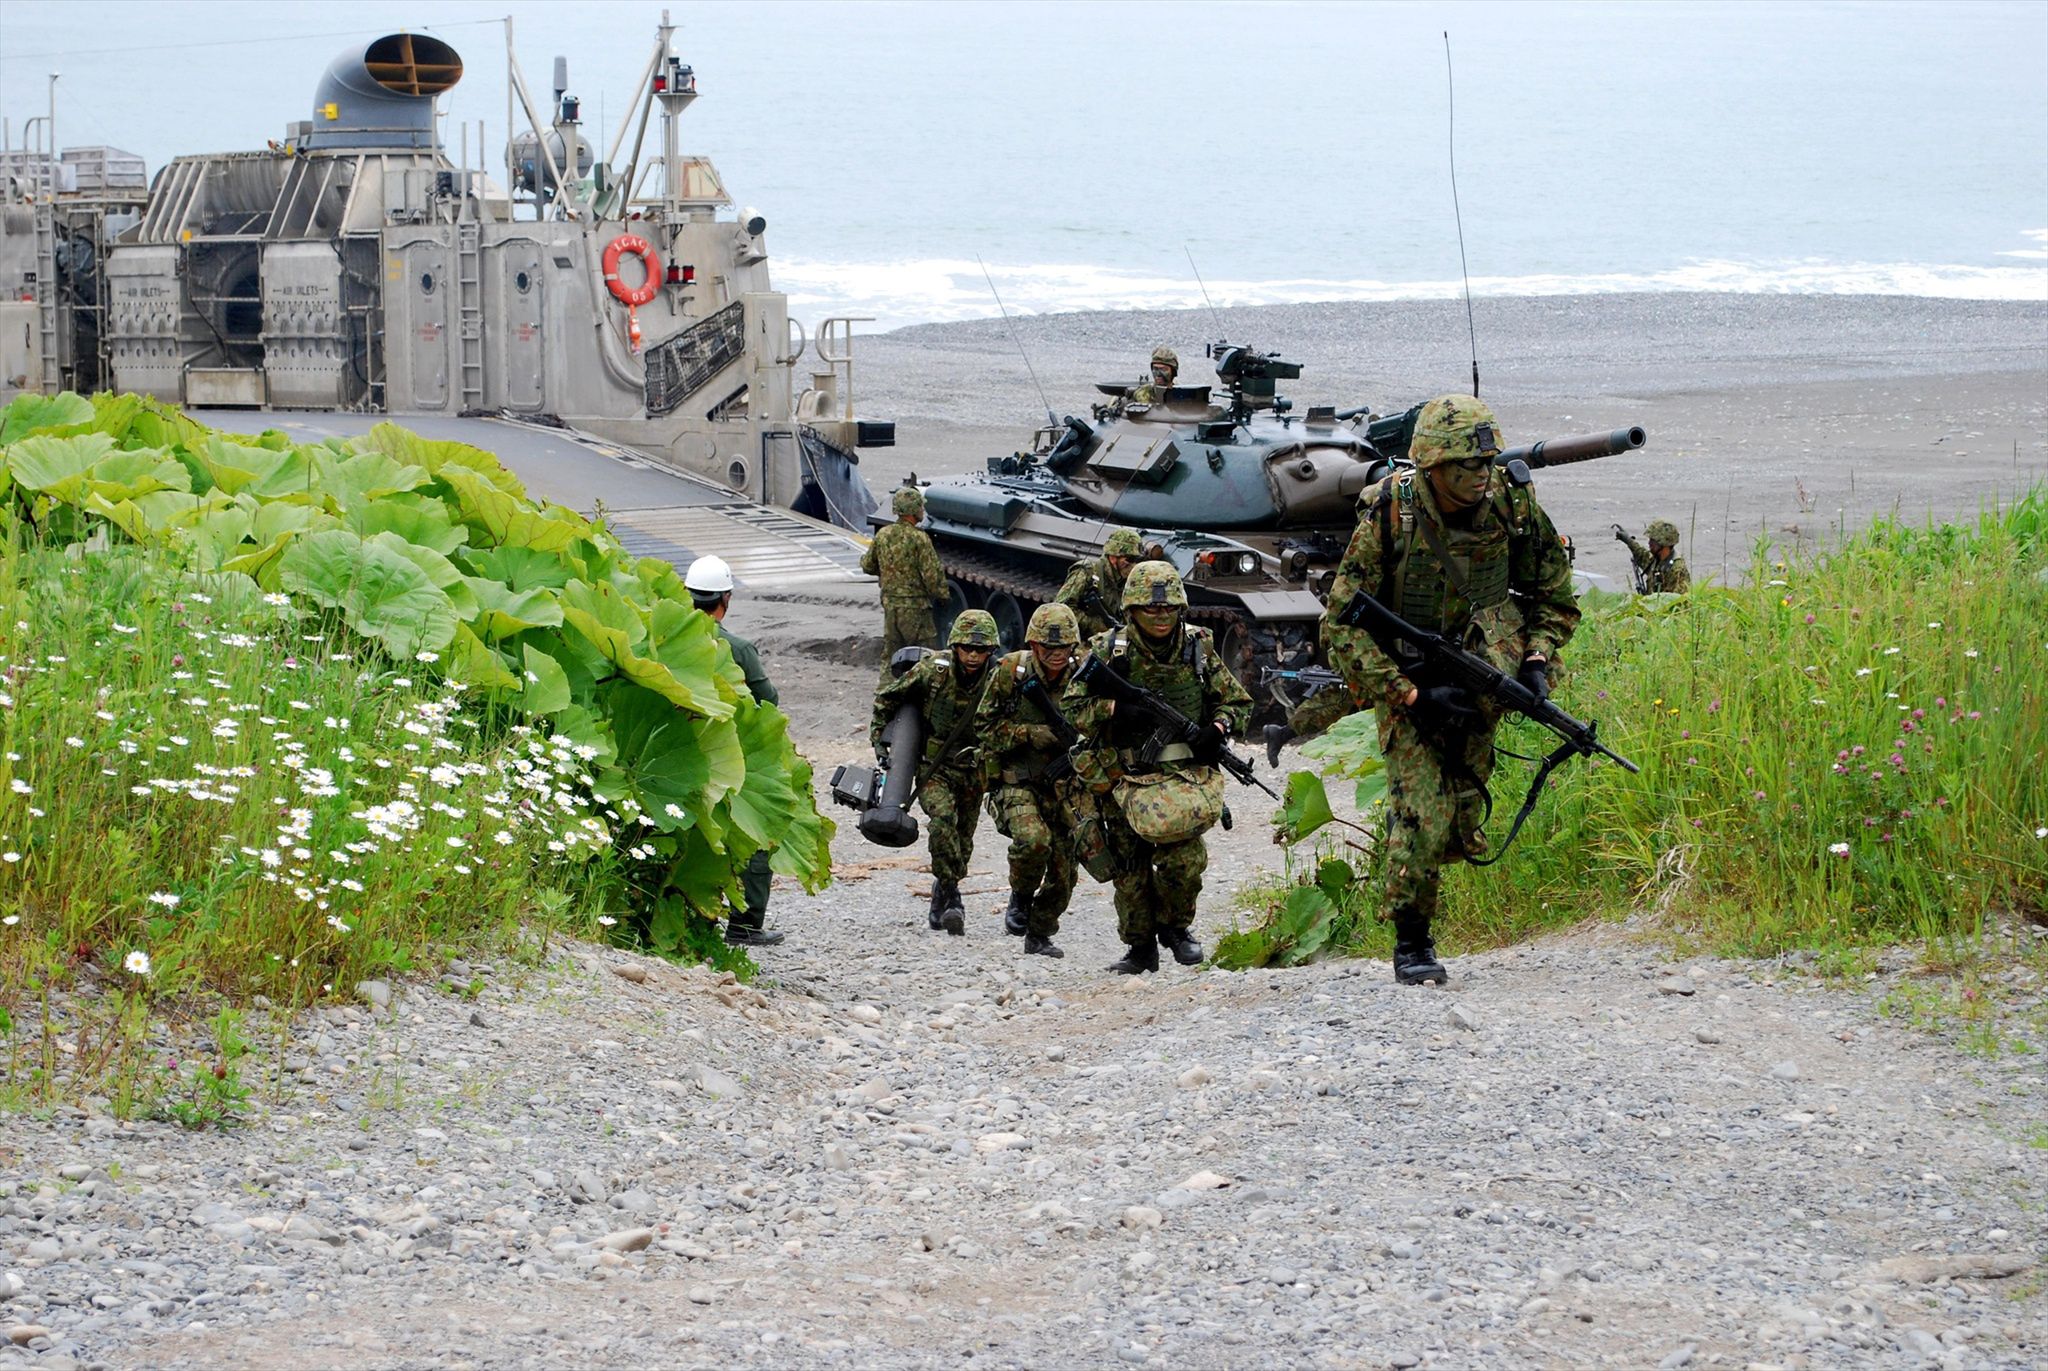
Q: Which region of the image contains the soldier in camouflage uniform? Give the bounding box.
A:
[1065,562,1252,974]
[975,603,1084,958]
[860,485,949,676]
[871,610,1001,936]
[1321,396,1579,985]
[1614,518,1692,594]
[1054,526,1145,640]
[1127,345,1179,405]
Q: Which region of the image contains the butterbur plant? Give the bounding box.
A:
[0,391,838,1115]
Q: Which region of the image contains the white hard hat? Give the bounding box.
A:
[683,554,735,594]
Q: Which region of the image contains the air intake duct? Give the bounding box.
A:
[303,33,463,151]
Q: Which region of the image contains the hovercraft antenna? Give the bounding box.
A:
[978,255,1055,426]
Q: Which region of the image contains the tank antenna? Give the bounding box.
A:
[1444,30,1480,398]
[1184,245,1225,338]
[977,256,1055,426]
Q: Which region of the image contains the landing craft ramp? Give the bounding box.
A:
[193,411,869,590]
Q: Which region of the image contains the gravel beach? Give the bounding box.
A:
[3,293,2044,1370]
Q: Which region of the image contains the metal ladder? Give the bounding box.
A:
[32,167,61,393]
[455,220,484,410]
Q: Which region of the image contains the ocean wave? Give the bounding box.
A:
[777,249,2048,330]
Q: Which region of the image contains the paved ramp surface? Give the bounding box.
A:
[192,410,869,590]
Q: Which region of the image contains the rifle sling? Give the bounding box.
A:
[1466,736,1580,868]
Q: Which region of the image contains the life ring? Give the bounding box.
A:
[602,235,661,307]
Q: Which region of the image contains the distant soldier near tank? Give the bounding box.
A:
[1128,345,1179,404]
[1065,561,1252,975]
[1322,396,1580,985]
[975,604,1084,958]
[1055,526,1145,640]
[1614,518,1692,593]
[871,610,1001,936]
[861,484,949,676]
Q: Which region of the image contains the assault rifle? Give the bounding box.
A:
[1257,664,1346,696]
[1334,587,1638,859]
[1017,672,1083,783]
[1073,654,1278,799]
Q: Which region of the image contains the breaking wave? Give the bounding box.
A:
[779,241,2048,332]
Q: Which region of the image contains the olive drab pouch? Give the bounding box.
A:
[1065,788,1122,883]
[1113,766,1225,844]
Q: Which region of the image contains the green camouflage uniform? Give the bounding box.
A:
[1127,345,1178,405]
[1619,519,1692,593]
[1054,528,1143,639]
[871,616,997,887]
[976,633,1081,939]
[861,489,948,670]
[1322,398,1579,936]
[1065,569,1251,949]
[718,623,777,923]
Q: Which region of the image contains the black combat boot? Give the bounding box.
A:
[938,880,966,937]
[1023,933,1064,959]
[1003,892,1028,937]
[1107,941,1160,975]
[927,884,947,931]
[1263,724,1296,768]
[724,917,786,948]
[1390,907,1446,985]
[1157,927,1204,966]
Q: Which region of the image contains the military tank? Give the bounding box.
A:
[910,341,1645,712]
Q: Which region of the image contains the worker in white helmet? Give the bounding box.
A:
[685,555,784,947]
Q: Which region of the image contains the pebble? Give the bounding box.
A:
[1176,1065,1211,1088]
[1447,1004,1480,1032]
[1771,1060,1802,1081]
[7,1326,50,1346]
[1121,1206,1164,1230]
[1695,1028,1723,1045]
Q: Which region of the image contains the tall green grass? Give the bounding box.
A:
[1237,489,2048,964]
[0,538,616,1116]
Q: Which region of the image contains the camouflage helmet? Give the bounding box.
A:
[891,485,925,518]
[1150,345,1179,375]
[947,609,1000,648]
[1121,559,1188,609]
[1025,602,1081,646]
[1104,527,1144,558]
[1409,394,1504,471]
[1646,519,1680,545]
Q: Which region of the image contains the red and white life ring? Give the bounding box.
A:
[602,235,661,307]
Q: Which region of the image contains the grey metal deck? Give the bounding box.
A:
[191,410,868,589]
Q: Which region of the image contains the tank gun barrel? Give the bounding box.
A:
[1501,427,1646,469]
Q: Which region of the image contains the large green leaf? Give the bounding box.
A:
[358,422,527,497]
[602,682,717,830]
[315,448,430,511]
[180,503,256,567]
[1270,886,1339,966]
[201,435,313,499]
[461,544,572,590]
[1275,770,1336,845]
[726,699,796,846]
[446,622,519,691]
[6,432,117,500]
[520,643,572,715]
[85,448,189,503]
[468,577,565,639]
[278,528,458,658]
[649,599,746,705]
[0,391,93,443]
[770,753,835,891]
[367,531,478,619]
[346,496,468,555]
[438,465,587,551]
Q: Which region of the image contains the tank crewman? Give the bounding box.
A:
[1128,345,1179,404]
[686,555,787,948]
[1054,526,1145,640]
[1064,562,1251,975]
[871,610,1001,936]
[1322,396,1579,985]
[1614,519,1692,594]
[974,603,1084,958]
[860,484,950,675]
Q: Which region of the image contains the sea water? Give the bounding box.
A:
[5,0,2042,329]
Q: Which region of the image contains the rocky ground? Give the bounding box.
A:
[3,747,2044,1369]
